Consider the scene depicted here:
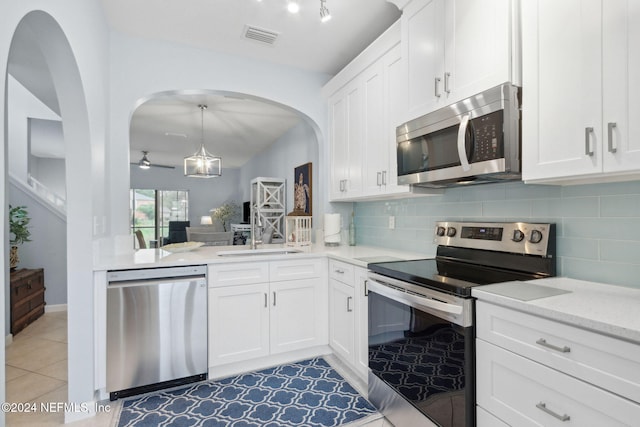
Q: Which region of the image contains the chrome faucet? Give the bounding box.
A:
[251,209,263,249]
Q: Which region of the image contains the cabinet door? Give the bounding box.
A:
[362,59,386,195]
[354,267,369,381]
[522,0,603,182]
[208,284,269,366]
[270,278,322,354]
[602,0,640,172]
[477,340,640,426]
[329,89,349,200]
[328,80,363,200]
[404,0,445,117]
[444,0,512,103]
[329,278,355,364]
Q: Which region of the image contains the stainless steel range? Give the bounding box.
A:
[366,221,556,427]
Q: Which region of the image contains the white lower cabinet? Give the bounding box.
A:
[476,301,640,426]
[270,278,323,354]
[329,278,355,363]
[208,258,326,369]
[354,267,369,380]
[328,260,369,383]
[477,340,640,426]
[209,283,270,366]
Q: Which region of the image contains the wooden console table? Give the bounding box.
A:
[10,268,46,334]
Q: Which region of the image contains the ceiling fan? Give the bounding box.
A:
[132,151,175,170]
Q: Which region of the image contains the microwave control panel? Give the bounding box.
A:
[471,110,504,162]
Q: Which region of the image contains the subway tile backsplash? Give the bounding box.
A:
[354,181,640,289]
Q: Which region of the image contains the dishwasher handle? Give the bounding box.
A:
[107,265,207,283]
[108,276,206,288]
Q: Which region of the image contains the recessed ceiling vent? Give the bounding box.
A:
[243,25,279,45]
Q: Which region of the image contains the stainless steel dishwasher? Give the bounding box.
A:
[106,265,207,400]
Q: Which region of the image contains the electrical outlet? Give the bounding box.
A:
[388,215,395,230]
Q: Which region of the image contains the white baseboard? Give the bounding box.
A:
[5,334,13,347]
[45,303,67,313]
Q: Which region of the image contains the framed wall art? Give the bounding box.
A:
[293,162,312,216]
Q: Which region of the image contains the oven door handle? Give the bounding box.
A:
[457,114,471,172]
[367,279,463,316]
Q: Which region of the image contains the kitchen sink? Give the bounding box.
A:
[217,248,303,257]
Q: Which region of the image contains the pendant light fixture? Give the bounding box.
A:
[184,104,222,178]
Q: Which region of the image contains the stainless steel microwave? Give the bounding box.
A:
[396,83,521,188]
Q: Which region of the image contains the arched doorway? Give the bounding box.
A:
[4,10,95,424]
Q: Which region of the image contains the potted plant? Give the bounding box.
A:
[211,202,239,232]
[9,205,31,270]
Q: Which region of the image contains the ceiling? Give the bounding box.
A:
[130,92,303,168]
[100,0,401,76]
[8,1,402,168]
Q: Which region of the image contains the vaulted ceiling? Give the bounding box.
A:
[8,1,401,167]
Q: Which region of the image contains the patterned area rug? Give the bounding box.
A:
[117,357,377,427]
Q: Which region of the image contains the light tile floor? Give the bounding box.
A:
[4,312,392,427]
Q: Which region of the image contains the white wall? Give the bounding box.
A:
[1,1,110,423]
[239,122,320,226]
[29,157,66,197]
[108,32,331,237]
[130,166,242,228]
[7,75,60,182]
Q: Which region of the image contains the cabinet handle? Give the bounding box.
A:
[444,72,451,94]
[363,280,369,297]
[264,293,268,308]
[536,402,570,422]
[382,170,387,186]
[434,77,442,98]
[273,291,276,306]
[585,127,594,156]
[334,269,345,274]
[377,172,382,186]
[536,338,570,353]
[347,296,353,312]
[608,122,617,153]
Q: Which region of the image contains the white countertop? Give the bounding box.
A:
[473,277,640,344]
[93,243,428,271]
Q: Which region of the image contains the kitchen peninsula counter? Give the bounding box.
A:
[93,243,427,271]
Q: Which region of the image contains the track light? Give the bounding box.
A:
[287,1,300,13]
[320,0,331,22]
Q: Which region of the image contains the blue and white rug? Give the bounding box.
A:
[117,357,378,427]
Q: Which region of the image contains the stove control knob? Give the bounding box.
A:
[436,226,446,237]
[512,229,525,242]
[529,229,544,244]
[446,227,457,237]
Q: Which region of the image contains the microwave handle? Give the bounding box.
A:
[457,114,471,172]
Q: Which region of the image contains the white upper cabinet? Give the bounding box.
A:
[328,78,363,200]
[362,44,411,197]
[325,22,440,202]
[602,0,640,173]
[522,0,640,184]
[403,0,515,120]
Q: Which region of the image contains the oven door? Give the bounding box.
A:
[367,277,475,427]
